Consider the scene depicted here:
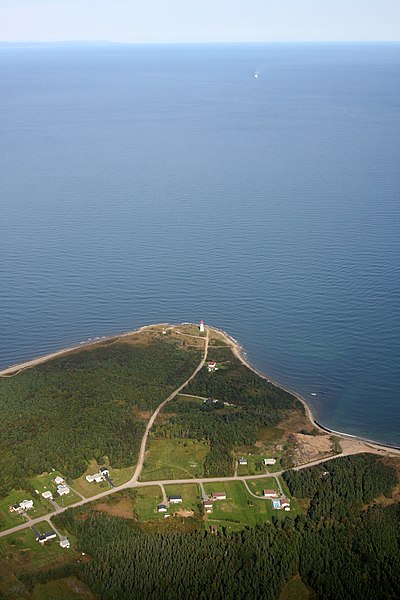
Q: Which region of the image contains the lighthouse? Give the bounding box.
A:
[199,320,205,333]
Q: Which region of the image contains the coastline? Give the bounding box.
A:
[1,322,399,456]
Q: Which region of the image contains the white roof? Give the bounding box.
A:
[60,537,70,548]
[263,458,277,465]
[54,476,64,485]
[42,491,53,499]
[58,485,70,495]
[93,474,104,482]
[85,475,95,482]
[20,499,33,509]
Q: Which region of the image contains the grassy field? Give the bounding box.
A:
[141,438,209,481]
[0,522,77,573]
[164,483,201,514]
[32,577,95,600]
[203,481,274,530]
[245,477,281,496]
[0,490,49,532]
[136,486,163,521]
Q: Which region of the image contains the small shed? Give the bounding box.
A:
[157,504,167,512]
[60,537,70,548]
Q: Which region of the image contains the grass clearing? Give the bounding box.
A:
[203,481,273,530]
[164,483,201,514]
[32,577,95,600]
[136,486,163,521]
[0,523,78,573]
[279,576,315,600]
[141,438,209,481]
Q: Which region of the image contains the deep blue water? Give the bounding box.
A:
[1,43,399,445]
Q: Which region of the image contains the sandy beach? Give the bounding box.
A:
[1,322,399,458]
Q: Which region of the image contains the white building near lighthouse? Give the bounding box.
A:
[199,320,205,333]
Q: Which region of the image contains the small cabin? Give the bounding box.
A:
[157,504,167,512]
[263,458,277,466]
[60,537,70,549]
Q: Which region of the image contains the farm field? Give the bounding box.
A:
[141,438,209,481]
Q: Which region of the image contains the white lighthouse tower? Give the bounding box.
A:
[199,320,205,333]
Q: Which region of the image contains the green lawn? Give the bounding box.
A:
[136,486,163,521]
[203,481,274,530]
[235,454,282,476]
[32,577,95,600]
[141,438,209,481]
[0,490,49,532]
[246,477,281,496]
[164,483,201,514]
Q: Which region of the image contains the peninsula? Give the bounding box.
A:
[0,323,399,599]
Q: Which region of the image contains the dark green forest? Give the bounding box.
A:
[0,338,201,494]
[153,356,302,476]
[18,454,400,600]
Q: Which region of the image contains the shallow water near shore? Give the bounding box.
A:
[0,43,399,445]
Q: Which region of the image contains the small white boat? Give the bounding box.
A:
[310,392,317,396]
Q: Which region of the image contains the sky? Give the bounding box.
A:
[0,0,399,43]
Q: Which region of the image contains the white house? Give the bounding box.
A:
[99,467,109,477]
[60,537,70,549]
[203,501,213,513]
[169,495,182,504]
[207,361,217,372]
[57,485,70,496]
[42,491,53,500]
[85,475,95,483]
[54,476,64,485]
[157,504,167,513]
[93,473,104,483]
[263,458,277,466]
[238,458,247,465]
[20,499,34,511]
[38,530,57,544]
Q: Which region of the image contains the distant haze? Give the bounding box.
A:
[0,0,399,43]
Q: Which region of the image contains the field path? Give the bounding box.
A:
[130,329,209,484]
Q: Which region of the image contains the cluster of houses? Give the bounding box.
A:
[85,467,109,484]
[41,476,70,501]
[11,499,34,513]
[203,491,227,514]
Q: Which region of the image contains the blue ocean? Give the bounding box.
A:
[1,43,399,445]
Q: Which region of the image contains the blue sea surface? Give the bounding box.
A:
[1,43,399,445]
